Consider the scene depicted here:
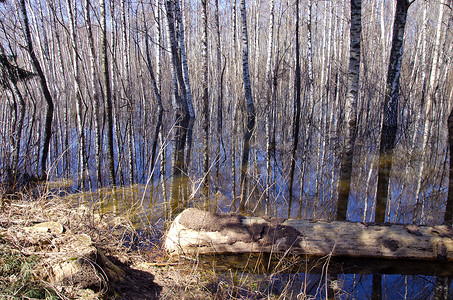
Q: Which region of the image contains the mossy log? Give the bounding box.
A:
[165,208,453,261]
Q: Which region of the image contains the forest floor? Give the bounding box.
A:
[0,188,235,299]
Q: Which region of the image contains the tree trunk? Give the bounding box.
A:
[201,0,209,200]
[48,7,70,178]
[299,0,315,205]
[120,0,135,185]
[446,105,453,226]
[85,0,102,187]
[141,0,164,176]
[166,0,190,215]
[265,0,275,207]
[398,2,428,222]
[165,208,453,265]
[109,0,125,185]
[10,82,25,186]
[336,0,362,221]
[19,0,54,180]
[100,0,116,186]
[231,0,239,204]
[375,0,411,223]
[174,0,194,171]
[414,2,444,224]
[214,0,224,193]
[239,0,256,212]
[66,0,87,189]
[0,44,26,186]
[288,0,300,211]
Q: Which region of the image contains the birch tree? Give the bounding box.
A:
[214,0,224,191]
[166,0,190,214]
[264,0,275,207]
[299,0,315,206]
[19,0,54,180]
[201,0,209,198]
[289,0,300,210]
[446,92,453,226]
[66,0,87,188]
[0,43,31,187]
[375,0,413,222]
[84,0,102,186]
[101,0,116,185]
[414,1,444,223]
[140,0,163,175]
[173,0,194,170]
[336,0,362,221]
[239,0,256,212]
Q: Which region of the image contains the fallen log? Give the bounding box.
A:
[165,208,453,262]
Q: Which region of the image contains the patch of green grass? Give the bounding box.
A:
[0,244,60,299]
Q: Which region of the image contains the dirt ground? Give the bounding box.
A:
[0,192,216,300]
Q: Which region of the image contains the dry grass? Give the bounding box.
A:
[0,186,214,299]
[0,184,341,299]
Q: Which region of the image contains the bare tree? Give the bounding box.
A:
[414,1,444,223]
[140,0,163,175]
[238,0,256,212]
[101,0,116,185]
[201,0,209,199]
[2,0,452,239]
[173,0,194,170]
[336,0,362,221]
[297,0,316,215]
[0,43,31,187]
[375,0,413,222]
[289,0,300,212]
[19,0,54,180]
[447,100,453,226]
[166,0,190,214]
[66,0,87,189]
[84,0,102,187]
[214,0,224,192]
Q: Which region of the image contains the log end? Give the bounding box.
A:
[164,208,301,255]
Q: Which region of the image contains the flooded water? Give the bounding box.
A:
[60,183,453,299]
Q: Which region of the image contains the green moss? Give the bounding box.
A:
[0,244,60,299]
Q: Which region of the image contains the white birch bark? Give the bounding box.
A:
[101,0,116,185]
[84,0,102,186]
[140,0,164,174]
[375,0,411,223]
[380,0,387,71]
[330,1,345,212]
[120,0,134,184]
[66,0,87,189]
[201,0,209,198]
[415,2,444,223]
[166,0,190,214]
[214,0,224,192]
[173,1,193,113]
[400,3,427,209]
[173,0,194,170]
[19,0,54,179]
[336,0,361,221]
[299,0,315,204]
[252,0,261,103]
[239,0,256,212]
[154,0,167,202]
[0,44,26,183]
[265,0,275,206]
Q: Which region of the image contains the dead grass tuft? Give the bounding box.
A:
[0,186,342,299]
